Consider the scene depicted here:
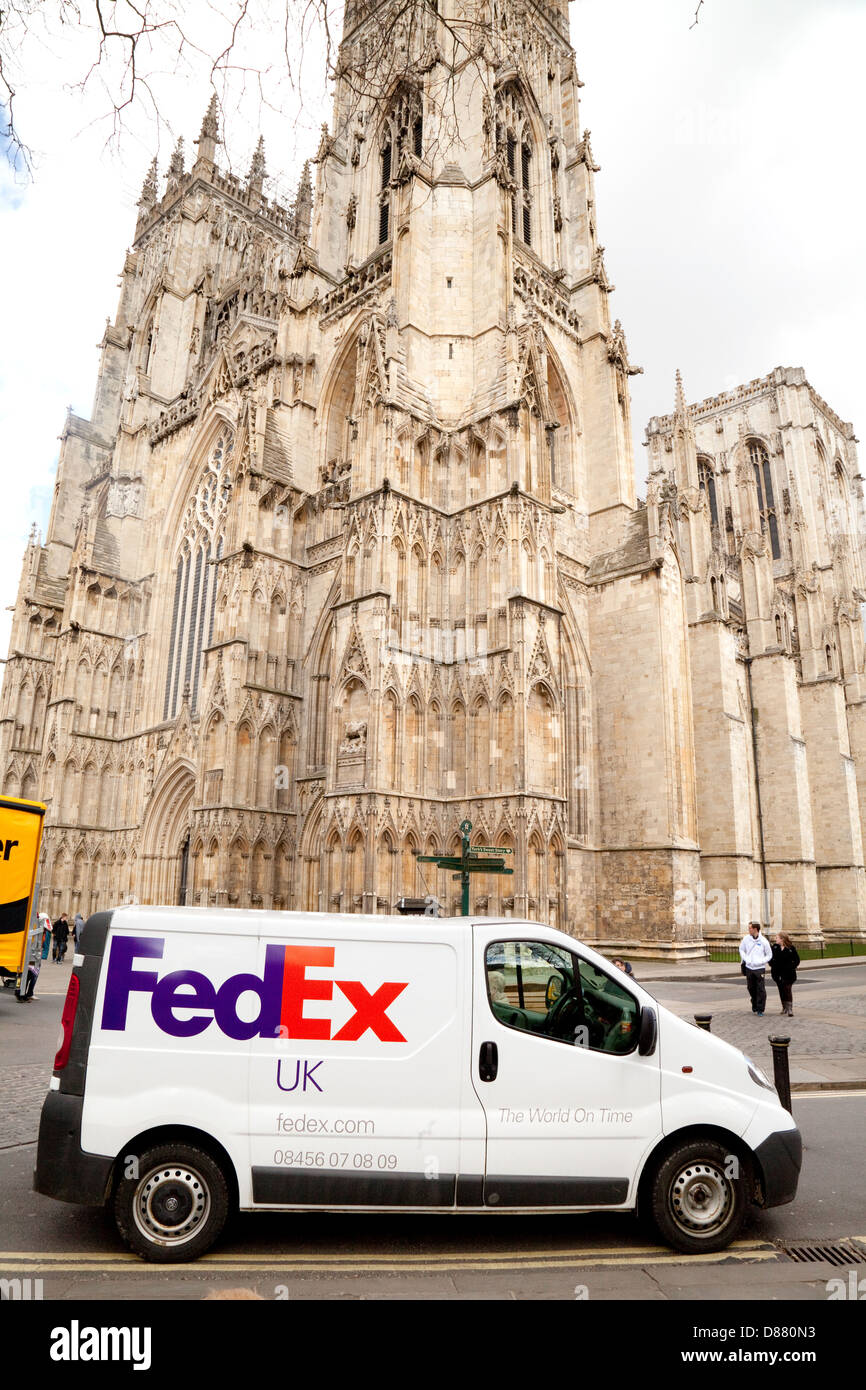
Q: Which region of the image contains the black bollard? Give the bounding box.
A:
[769,1035,793,1115]
[694,1014,712,1032]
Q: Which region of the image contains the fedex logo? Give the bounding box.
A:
[101,935,408,1043]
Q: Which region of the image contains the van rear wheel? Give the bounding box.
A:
[648,1138,749,1255]
[114,1142,229,1263]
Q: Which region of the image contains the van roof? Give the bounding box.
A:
[90,907,643,995]
[102,905,548,938]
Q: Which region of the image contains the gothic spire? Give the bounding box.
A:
[247,135,266,186]
[137,156,158,212]
[292,160,313,242]
[672,369,698,490]
[199,93,219,141]
[195,93,221,164]
[167,136,185,192]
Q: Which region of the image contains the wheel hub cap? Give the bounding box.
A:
[133,1166,210,1247]
[670,1162,730,1232]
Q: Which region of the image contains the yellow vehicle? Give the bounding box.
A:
[0,796,46,995]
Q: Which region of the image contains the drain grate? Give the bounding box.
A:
[778,1240,866,1266]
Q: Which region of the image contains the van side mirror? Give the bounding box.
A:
[638,1006,657,1057]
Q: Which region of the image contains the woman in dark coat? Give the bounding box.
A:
[771,933,800,1017]
[52,913,70,963]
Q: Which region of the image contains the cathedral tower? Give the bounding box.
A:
[648,367,866,943]
[1,0,706,952]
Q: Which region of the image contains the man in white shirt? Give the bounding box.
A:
[739,920,773,1016]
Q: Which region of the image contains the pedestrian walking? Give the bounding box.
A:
[17,959,39,1001]
[52,913,70,963]
[739,920,772,1016]
[40,914,52,960]
[73,911,85,947]
[18,915,45,1002]
[771,933,800,1017]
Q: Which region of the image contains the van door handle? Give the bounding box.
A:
[479,1041,498,1082]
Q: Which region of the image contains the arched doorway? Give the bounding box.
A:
[299,794,325,911]
[140,760,196,904]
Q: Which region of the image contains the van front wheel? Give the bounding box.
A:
[114,1142,229,1263]
[648,1139,749,1255]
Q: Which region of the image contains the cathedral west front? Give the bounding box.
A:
[2,0,864,956]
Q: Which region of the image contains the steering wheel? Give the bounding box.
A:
[545,987,585,1043]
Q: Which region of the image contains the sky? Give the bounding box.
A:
[0,0,863,657]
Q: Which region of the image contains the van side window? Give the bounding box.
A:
[485,940,578,1045]
[485,942,639,1054]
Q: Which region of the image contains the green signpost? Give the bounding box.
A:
[417,819,514,916]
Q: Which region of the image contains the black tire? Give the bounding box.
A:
[647,1138,750,1255]
[113,1142,230,1263]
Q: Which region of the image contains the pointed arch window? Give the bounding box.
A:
[833,460,853,538]
[163,430,233,719]
[379,144,391,244]
[142,317,156,374]
[547,356,574,495]
[698,458,719,529]
[378,86,422,246]
[748,440,781,560]
[497,85,533,247]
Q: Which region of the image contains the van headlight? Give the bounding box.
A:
[744,1054,776,1093]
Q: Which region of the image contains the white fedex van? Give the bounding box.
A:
[35,906,801,1262]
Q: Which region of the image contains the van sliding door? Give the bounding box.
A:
[247,923,484,1209]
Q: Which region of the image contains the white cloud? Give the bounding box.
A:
[574,0,865,458]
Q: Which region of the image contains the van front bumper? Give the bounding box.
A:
[34,1090,114,1206]
[753,1124,802,1209]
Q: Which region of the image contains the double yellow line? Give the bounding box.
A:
[0,1238,779,1275]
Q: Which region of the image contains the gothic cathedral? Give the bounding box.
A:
[3,0,865,954]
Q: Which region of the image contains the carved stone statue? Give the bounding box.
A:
[340,720,367,754]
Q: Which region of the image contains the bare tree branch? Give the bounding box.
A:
[0,0,574,188]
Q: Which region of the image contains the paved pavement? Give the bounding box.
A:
[633,955,866,983]
[2,1065,55,1147]
[633,955,866,1089]
[0,960,71,1151]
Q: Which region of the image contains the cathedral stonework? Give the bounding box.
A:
[2,2,864,955]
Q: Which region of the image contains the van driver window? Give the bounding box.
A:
[485,942,639,1054]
